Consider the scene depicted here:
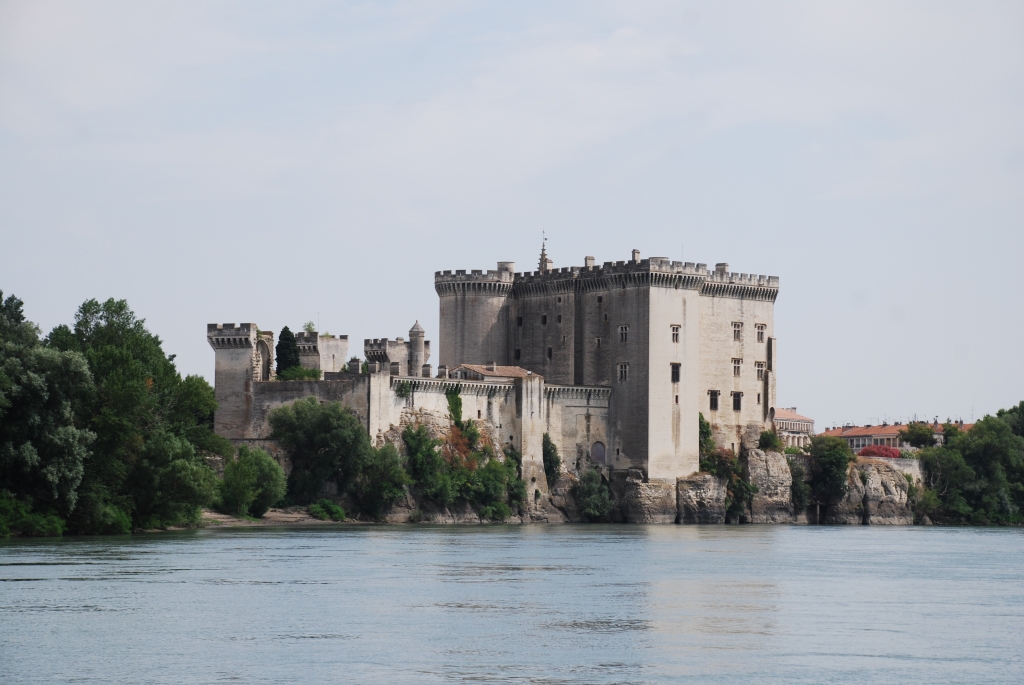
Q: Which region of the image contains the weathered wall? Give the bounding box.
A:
[319,335,349,373]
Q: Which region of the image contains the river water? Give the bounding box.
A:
[1,525,1021,684]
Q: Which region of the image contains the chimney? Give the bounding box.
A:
[631,249,641,262]
[497,261,515,273]
[715,263,728,274]
[584,256,595,268]
[487,361,497,372]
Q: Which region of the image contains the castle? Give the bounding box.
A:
[207,246,779,512]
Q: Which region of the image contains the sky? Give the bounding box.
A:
[2,0,1022,430]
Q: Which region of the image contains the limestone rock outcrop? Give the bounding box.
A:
[826,461,913,525]
[547,473,583,523]
[676,473,728,523]
[622,470,677,523]
[744,449,795,523]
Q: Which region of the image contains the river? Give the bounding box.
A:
[1,525,1021,683]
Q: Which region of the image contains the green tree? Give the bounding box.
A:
[352,444,411,519]
[807,435,855,519]
[698,412,715,456]
[219,446,286,518]
[574,469,614,522]
[788,458,811,513]
[1,292,95,520]
[302,321,315,334]
[898,422,937,448]
[269,397,371,503]
[46,298,221,532]
[542,433,561,488]
[996,401,1024,438]
[275,326,300,374]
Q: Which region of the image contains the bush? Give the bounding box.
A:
[858,444,901,459]
[574,469,613,522]
[788,459,811,514]
[700,448,758,521]
[270,397,372,504]
[784,446,804,455]
[758,430,784,451]
[276,366,321,381]
[0,492,66,538]
[542,433,561,488]
[808,435,855,516]
[219,446,286,518]
[698,412,715,456]
[352,444,411,519]
[308,499,345,521]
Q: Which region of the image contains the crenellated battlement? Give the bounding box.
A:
[295,331,319,353]
[207,323,258,349]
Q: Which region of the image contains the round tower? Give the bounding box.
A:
[408,320,425,376]
[435,262,514,369]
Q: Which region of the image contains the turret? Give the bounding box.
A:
[434,262,514,369]
[207,323,271,438]
[408,321,425,376]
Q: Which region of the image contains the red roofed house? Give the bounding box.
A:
[821,421,972,453]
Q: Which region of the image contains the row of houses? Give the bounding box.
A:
[769,407,971,453]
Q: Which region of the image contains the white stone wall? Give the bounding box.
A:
[319,335,349,373]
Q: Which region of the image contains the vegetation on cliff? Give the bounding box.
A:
[542,433,561,489]
[1,292,233,536]
[574,469,614,522]
[806,436,856,520]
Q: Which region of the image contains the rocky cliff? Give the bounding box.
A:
[676,473,728,523]
[621,470,677,523]
[825,460,913,525]
[743,449,795,523]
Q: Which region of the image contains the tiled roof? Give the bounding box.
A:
[821,423,973,438]
[453,364,534,378]
[775,408,813,422]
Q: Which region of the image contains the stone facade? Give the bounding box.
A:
[434,247,779,483]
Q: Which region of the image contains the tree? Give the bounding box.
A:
[996,402,1024,438]
[219,446,286,518]
[758,430,783,451]
[898,422,936,448]
[542,433,561,488]
[302,321,315,334]
[269,397,372,503]
[807,435,855,519]
[788,458,811,514]
[698,413,715,456]
[1,292,96,519]
[46,298,220,532]
[574,469,613,522]
[352,444,411,519]
[275,326,300,374]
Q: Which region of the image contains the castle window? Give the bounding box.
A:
[517,317,523,327]
[671,363,680,384]
[514,349,521,361]
[619,325,628,342]
[596,337,601,347]
[618,363,629,382]
[733,322,743,341]
[757,393,761,405]
[755,361,765,380]
[732,392,743,411]
[561,335,566,344]
[675,395,679,404]
[547,347,552,360]
[542,315,547,325]
[557,297,562,303]
[671,325,679,343]
[557,314,562,324]
[477,410,481,419]
[756,324,766,343]
[604,314,608,321]
[709,390,720,411]
[597,296,603,303]
[733,358,742,377]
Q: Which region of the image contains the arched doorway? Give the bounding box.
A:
[591,441,606,463]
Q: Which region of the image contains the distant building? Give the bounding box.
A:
[774,407,814,447]
[821,421,972,452]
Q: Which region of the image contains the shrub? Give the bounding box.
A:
[542,433,561,488]
[858,444,901,459]
[758,430,784,451]
[574,469,613,522]
[395,381,412,398]
[270,397,372,504]
[276,366,321,381]
[0,492,66,538]
[784,446,804,455]
[808,435,856,515]
[698,413,715,456]
[220,446,287,518]
[788,458,811,514]
[700,448,758,521]
[352,444,411,519]
[308,499,345,521]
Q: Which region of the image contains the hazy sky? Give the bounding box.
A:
[2,1,1022,430]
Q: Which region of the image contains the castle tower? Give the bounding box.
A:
[207,323,263,439]
[435,262,515,369]
[408,321,425,376]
